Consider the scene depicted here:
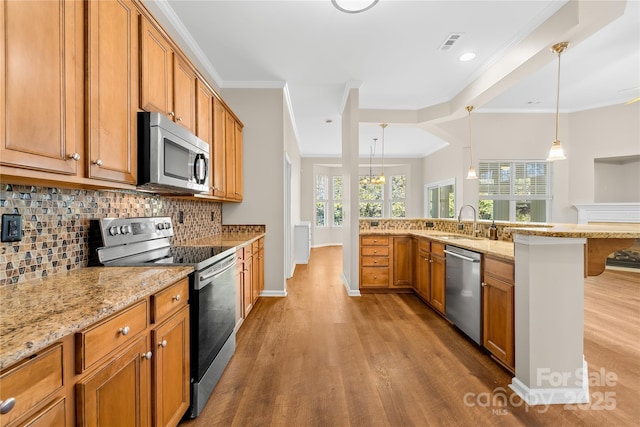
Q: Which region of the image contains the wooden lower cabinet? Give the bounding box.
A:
[414,241,431,302]
[22,397,66,427]
[429,242,446,314]
[76,335,151,427]
[360,235,391,289]
[392,236,413,288]
[151,305,190,427]
[483,256,515,372]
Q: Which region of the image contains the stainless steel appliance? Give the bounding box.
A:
[89,217,236,419]
[444,245,482,345]
[137,112,210,194]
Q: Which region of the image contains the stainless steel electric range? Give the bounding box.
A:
[89,216,236,419]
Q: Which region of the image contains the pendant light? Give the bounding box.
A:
[547,41,569,161]
[465,106,477,180]
[378,123,387,184]
[360,138,378,185]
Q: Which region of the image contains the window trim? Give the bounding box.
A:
[425,178,456,219]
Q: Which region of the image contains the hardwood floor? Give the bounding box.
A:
[181,246,640,427]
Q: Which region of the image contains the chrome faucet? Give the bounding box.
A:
[458,204,480,236]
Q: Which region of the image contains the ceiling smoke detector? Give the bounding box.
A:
[439,33,463,51]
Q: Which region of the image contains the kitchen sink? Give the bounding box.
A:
[438,235,484,241]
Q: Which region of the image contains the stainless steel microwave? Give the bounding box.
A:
[137,112,209,194]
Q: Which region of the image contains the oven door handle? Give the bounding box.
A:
[199,258,237,282]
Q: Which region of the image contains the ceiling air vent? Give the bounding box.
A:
[439,33,463,51]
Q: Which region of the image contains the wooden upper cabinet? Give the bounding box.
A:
[196,80,213,145]
[225,113,241,200]
[172,55,196,133]
[140,16,173,117]
[140,16,196,133]
[86,0,138,184]
[0,0,83,175]
[211,97,226,197]
[233,120,244,200]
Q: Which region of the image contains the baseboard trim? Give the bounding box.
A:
[509,359,590,406]
[260,290,288,297]
[311,243,343,248]
[341,272,361,296]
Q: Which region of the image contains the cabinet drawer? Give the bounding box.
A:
[418,238,431,253]
[76,300,148,372]
[244,244,253,257]
[252,240,260,252]
[151,278,189,324]
[0,344,63,426]
[431,242,445,256]
[361,236,389,246]
[361,256,389,267]
[361,267,389,287]
[361,246,389,256]
[484,256,514,283]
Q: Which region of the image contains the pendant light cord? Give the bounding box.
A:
[466,105,474,163]
[555,49,562,142]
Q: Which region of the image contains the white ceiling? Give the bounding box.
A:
[147,0,639,158]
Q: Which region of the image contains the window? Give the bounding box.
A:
[315,174,343,227]
[425,179,455,218]
[359,177,383,218]
[390,175,406,218]
[478,161,551,222]
[332,176,343,226]
[315,175,328,227]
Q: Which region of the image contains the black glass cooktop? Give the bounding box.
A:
[166,246,236,265]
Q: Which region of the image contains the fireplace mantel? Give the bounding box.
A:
[573,203,640,224]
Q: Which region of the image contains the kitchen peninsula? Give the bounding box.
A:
[359,218,639,406]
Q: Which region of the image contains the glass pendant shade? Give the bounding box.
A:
[547,140,566,161]
[467,166,477,180]
[465,106,477,180]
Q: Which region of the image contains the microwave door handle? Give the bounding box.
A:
[194,153,207,184]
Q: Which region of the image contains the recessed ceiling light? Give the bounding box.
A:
[459,52,476,62]
[331,0,379,14]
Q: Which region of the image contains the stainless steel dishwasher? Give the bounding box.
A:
[444,245,482,345]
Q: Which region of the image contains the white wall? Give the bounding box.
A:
[594,159,640,203]
[342,88,360,296]
[221,88,295,296]
[424,103,640,223]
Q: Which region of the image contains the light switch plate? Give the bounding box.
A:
[1,214,22,242]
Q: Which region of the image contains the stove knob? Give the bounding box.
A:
[156,223,165,230]
[109,226,120,236]
[163,222,171,230]
[120,225,131,235]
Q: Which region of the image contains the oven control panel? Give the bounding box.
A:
[98,217,174,247]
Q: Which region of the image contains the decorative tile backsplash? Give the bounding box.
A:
[0,184,222,286]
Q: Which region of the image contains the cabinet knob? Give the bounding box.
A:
[169,111,175,117]
[142,351,152,360]
[94,159,103,166]
[68,153,80,161]
[159,340,167,348]
[172,294,181,302]
[373,260,378,264]
[481,282,487,287]
[373,250,378,254]
[176,117,183,122]
[429,259,433,263]
[118,326,130,336]
[0,398,16,415]
[373,275,377,279]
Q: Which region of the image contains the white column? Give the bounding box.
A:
[509,234,590,406]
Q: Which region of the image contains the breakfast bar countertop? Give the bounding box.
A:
[0,266,193,370]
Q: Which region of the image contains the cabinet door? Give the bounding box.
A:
[196,80,213,144]
[483,275,514,370]
[235,250,244,323]
[211,97,226,197]
[430,254,446,314]
[76,335,151,427]
[392,236,413,287]
[258,244,265,294]
[415,250,431,301]
[243,254,253,317]
[86,0,138,184]
[1,0,82,175]
[20,396,66,427]
[140,17,173,117]
[172,55,196,132]
[152,305,190,427]
[224,113,236,200]
[233,121,244,200]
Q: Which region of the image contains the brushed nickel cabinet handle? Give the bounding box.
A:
[68,153,80,161]
[94,159,103,166]
[159,340,167,348]
[118,326,130,336]
[141,351,152,360]
[172,294,181,302]
[0,398,16,414]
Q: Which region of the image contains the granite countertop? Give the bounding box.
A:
[0,266,193,370]
[509,223,640,238]
[182,232,265,248]
[361,229,515,260]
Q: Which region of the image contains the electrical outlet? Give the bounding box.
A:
[425,221,434,228]
[178,211,184,224]
[371,221,379,227]
[211,211,215,222]
[1,214,22,242]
